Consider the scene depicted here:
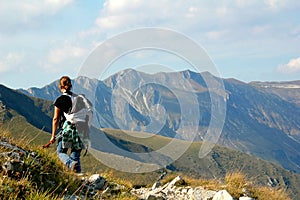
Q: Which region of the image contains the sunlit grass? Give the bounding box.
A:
[0,127,80,199]
[225,171,291,200]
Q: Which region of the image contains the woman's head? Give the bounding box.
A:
[59,76,72,92]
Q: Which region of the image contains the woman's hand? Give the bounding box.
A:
[50,135,56,144]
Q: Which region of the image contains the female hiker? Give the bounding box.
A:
[49,76,82,173]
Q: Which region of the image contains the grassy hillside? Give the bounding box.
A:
[0,84,53,132]
[1,111,50,146]
[0,129,80,199]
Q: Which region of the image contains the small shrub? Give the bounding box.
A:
[225,172,248,198]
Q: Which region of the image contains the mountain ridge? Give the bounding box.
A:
[17,69,300,174]
[250,80,300,107]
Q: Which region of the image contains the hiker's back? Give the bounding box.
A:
[64,94,93,149]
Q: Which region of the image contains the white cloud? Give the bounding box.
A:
[48,44,86,64]
[278,57,300,73]
[85,0,300,38]
[252,25,270,35]
[0,61,9,73]
[77,0,300,76]
[0,52,25,73]
[0,0,74,33]
[2,0,300,87]
[42,42,88,73]
[0,0,74,16]
[185,6,199,19]
[264,0,286,9]
[206,30,229,40]
[86,0,201,35]
[236,0,289,10]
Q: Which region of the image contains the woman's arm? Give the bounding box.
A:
[50,106,60,143]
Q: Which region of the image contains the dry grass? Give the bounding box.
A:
[250,186,291,200]
[225,171,291,200]
[184,176,224,191]
[0,126,10,138]
[100,170,134,189]
[225,171,249,197]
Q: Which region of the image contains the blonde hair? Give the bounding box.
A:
[59,76,72,91]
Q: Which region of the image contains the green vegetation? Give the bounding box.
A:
[0,129,80,199]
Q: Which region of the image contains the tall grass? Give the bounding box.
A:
[225,171,291,200]
[225,171,248,197]
[0,128,81,199]
[250,186,291,200]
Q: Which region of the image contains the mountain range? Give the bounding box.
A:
[18,69,300,174]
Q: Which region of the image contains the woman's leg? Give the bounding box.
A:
[57,139,77,170]
[70,149,82,173]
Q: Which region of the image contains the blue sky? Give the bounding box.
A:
[0,0,300,89]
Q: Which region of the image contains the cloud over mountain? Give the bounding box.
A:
[278,56,300,73]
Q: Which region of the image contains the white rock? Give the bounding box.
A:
[192,189,203,200]
[212,190,234,200]
[88,174,106,190]
[187,188,194,195]
[202,189,217,200]
[182,188,188,194]
[167,176,183,189]
[152,181,161,190]
[239,197,255,200]
[146,194,164,200]
[130,178,257,200]
[88,174,100,182]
